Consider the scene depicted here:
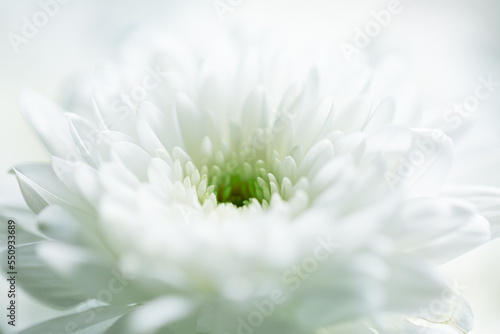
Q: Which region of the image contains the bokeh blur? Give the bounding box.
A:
[0,0,499,332]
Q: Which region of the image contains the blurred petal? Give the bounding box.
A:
[19,305,132,334]
[1,243,88,308]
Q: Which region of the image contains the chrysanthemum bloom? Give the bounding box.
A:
[2,29,499,334]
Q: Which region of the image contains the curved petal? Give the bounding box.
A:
[387,198,491,264]
[20,90,76,158]
[0,184,44,241]
[104,297,196,334]
[372,128,454,197]
[19,305,132,334]
[441,184,500,239]
[1,243,89,308]
[12,163,91,214]
[37,242,166,306]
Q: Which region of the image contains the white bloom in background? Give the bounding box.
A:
[1,28,499,334]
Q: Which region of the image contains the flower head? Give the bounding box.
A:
[2,28,498,334]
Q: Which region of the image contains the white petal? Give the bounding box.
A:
[388,198,491,264]
[20,89,76,157]
[12,163,90,213]
[1,243,88,308]
[176,93,205,156]
[297,139,334,178]
[139,101,182,151]
[110,142,151,181]
[376,128,454,197]
[241,86,269,139]
[67,112,101,165]
[38,242,159,305]
[148,158,175,197]
[19,305,131,334]
[441,184,500,238]
[74,164,103,207]
[0,185,44,239]
[135,111,165,155]
[363,96,396,133]
[333,96,371,133]
[113,297,196,334]
[383,257,447,313]
[294,97,334,149]
[333,66,371,109]
[279,156,298,182]
[37,205,104,250]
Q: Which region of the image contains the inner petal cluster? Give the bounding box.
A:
[201,152,294,209]
[176,133,304,210]
[213,165,263,207]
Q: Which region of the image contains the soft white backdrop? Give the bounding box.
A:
[0,0,499,332]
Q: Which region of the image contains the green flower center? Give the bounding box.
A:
[207,160,271,207]
[215,169,264,207]
[193,139,297,209]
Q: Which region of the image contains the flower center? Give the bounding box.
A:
[208,162,271,208]
[189,137,300,210]
[214,169,263,207]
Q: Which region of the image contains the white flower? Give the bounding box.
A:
[2,28,498,334]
